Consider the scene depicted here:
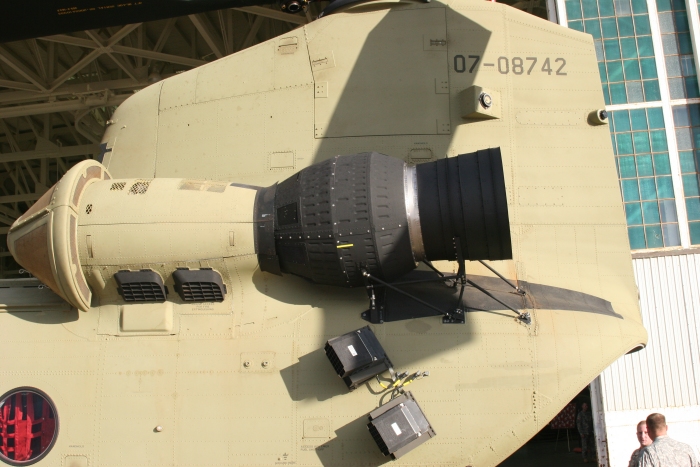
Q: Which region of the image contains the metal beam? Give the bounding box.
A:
[241,16,265,50]
[0,193,42,204]
[40,35,206,68]
[234,7,307,25]
[0,144,98,163]
[0,45,47,91]
[49,48,103,90]
[189,14,225,59]
[110,45,205,67]
[0,94,130,119]
[0,77,149,106]
[0,80,38,92]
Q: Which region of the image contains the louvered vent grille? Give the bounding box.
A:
[173,269,226,302]
[114,270,167,302]
[110,182,126,191]
[180,281,224,302]
[324,342,345,377]
[368,424,390,456]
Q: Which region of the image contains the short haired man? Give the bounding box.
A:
[640,413,699,467]
[629,421,652,467]
[577,402,594,463]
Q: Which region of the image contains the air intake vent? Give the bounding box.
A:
[128,180,150,194]
[110,182,125,191]
[114,269,167,302]
[173,268,226,302]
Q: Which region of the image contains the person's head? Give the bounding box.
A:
[645,413,668,440]
[636,421,652,447]
[581,402,589,412]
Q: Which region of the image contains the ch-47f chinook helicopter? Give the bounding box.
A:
[0,0,647,465]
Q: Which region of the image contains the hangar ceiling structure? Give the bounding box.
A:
[0,5,317,276]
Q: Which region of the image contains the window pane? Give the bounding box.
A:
[674,11,689,32]
[688,105,700,125]
[682,173,700,196]
[628,226,647,249]
[630,109,648,130]
[656,0,672,12]
[614,0,632,15]
[601,17,619,38]
[611,82,628,103]
[673,105,690,126]
[662,34,679,54]
[685,77,699,98]
[676,126,693,149]
[583,0,600,17]
[657,176,674,198]
[621,38,639,59]
[608,61,624,82]
[681,55,696,77]
[613,110,631,131]
[626,202,643,225]
[600,0,616,15]
[636,154,654,175]
[633,132,651,152]
[631,0,648,14]
[669,78,685,99]
[634,15,651,34]
[643,80,662,100]
[659,199,678,222]
[624,59,642,80]
[640,177,658,199]
[568,17,585,28]
[622,179,641,201]
[666,55,682,77]
[642,201,661,223]
[617,132,634,153]
[619,156,637,177]
[645,225,664,247]
[627,81,644,102]
[650,130,668,151]
[603,84,611,105]
[662,223,681,246]
[585,19,603,38]
[680,151,696,173]
[595,40,605,61]
[647,107,665,128]
[689,221,700,244]
[640,58,658,78]
[687,197,700,220]
[654,153,672,174]
[618,16,635,36]
[658,12,674,33]
[678,32,693,54]
[599,62,608,82]
[605,39,622,60]
[637,36,655,57]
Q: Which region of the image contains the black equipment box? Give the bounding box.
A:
[324,326,392,390]
[367,391,436,459]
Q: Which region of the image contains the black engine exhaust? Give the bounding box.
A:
[255,148,512,287]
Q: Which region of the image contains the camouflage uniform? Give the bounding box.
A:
[629,447,643,467]
[639,436,699,467]
[577,409,594,461]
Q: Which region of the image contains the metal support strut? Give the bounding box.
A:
[361,237,531,325]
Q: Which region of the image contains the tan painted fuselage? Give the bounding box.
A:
[1,0,646,466]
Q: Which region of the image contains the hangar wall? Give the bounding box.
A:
[598,252,700,466]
